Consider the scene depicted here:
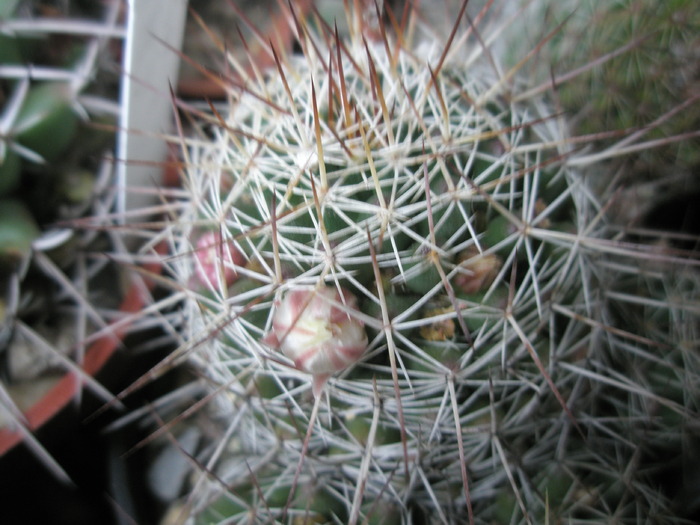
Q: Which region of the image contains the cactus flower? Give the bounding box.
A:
[264,286,368,397]
[193,231,245,289]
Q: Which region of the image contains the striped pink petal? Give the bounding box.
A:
[265,285,368,396]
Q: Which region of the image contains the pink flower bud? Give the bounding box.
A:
[263,286,368,397]
[193,231,245,289]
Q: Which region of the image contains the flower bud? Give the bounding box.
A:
[263,286,368,397]
[193,231,245,289]
[454,248,502,295]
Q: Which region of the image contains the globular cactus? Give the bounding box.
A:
[513,0,700,180]
[133,1,699,523]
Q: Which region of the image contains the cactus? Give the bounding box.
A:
[129,1,699,523]
[0,0,128,476]
[512,0,700,183]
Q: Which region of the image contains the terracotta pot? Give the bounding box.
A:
[0,256,161,456]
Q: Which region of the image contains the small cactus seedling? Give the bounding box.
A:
[125,1,700,523]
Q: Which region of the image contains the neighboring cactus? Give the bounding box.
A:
[0,0,127,473]
[132,1,699,523]
[513,0,700,182]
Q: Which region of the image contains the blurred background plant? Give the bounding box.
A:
[0,3,193,523]
[0,0,125,469]
[514,0,700,227]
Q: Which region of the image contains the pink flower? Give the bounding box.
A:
[263,286,368,397]
[193,231,245,289]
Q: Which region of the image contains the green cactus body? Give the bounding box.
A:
[145,1,699,523]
